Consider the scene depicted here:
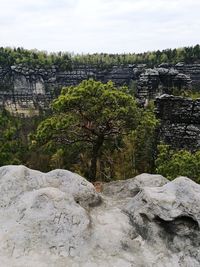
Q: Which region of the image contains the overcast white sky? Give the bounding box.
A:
[0,0,199,54]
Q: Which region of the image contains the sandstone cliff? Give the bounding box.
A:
[0,63,199,116]
[155,94,200,151]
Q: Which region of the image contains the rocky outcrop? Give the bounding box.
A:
[136,67,192,101]
[135,63,200,101]
[155,94,200,151]
[0,62,199,116]
[102,173,168,198]
[124,176,200,267]
[0,165,101,266]
[136,63,200,101]
[0,64,136,116]
[175,63,200,89]
[0,165,200,266]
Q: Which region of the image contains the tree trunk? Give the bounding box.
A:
[88,136,104,182]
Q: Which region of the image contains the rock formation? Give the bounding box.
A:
[0,165,200,266]
[175,63,200,89]
[0,62,199,116]
[155,94,200,151]
[136,67,192,101]
[0,64,135,116]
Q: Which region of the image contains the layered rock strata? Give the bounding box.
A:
[0,64,134,116]
[0,63,199,116]
[136,67,192,101]
[155,94,200,151]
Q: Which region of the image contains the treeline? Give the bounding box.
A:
[73,45,200,67]
[0,47,72,69]
[0,44,200,69]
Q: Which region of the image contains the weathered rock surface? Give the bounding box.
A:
[0,166,200,266]
[125,177,200,267]
[0,64,135,116]
[156,94,200,150]
[175,63,200,88]
[136,67,192,101]
[102,173,168,198]
[0,165,101,266]
[0,62,199,116]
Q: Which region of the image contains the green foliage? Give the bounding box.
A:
[128,80,137,96]
[0,80,157,181]
[0,44,200,69]
[50,149,65,169]
[72,44,200,67]
[156,144,200,182]
[108,102,159,179]
[172,87,200,99]
[34,79,141,181]
[133,102,159,173]
[0,110,26,165]
[0,103,157,179]
[0,47,72,69]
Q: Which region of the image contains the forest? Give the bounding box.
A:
[0,44,200,69]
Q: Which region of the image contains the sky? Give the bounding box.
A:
[0,0,199,54]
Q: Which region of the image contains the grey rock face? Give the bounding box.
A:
[136,67,192,101]
[103,173,168,198]
[126,176,200,226]
[1,166,200,266]
[175,63,200,88]
[125,177,200,266]
[0,62,198,116]
[0,165,101,266]
[156,94,200,150]
[0,64,135,116]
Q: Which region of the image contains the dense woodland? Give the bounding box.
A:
[1,45,200,182]
[0,44,200,69]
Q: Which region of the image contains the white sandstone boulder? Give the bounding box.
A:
[0,166,200,266]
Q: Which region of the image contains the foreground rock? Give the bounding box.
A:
[125,176,200,266]
[102,173,168,198]
[0,166,101,266]
[0,166,200,266]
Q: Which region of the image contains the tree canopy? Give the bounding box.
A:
[0,44,200,69]
[35,79,141,181]
[0,110,26,165]
[156,144,200,182]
